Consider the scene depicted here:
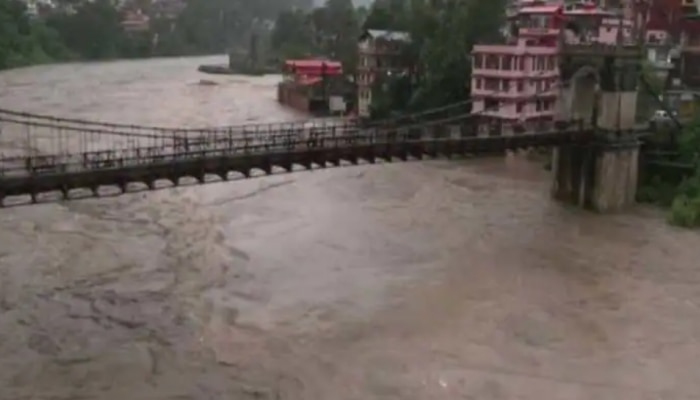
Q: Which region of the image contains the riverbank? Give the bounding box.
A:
[636,126,700,228]
[0,51,227,73]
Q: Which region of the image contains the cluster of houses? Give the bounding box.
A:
[349,0,700,123]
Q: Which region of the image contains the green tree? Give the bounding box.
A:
[271,9,315,58]
[654,118,700,227]
[270,0,360,72]
[0,0,71,69]
[46,0,125,60]
[322,0,360,72]
[361,0,506,112]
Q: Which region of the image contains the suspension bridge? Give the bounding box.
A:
[0,43,666,210]
[0,101,613,207]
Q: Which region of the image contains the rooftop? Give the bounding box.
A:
[285,59,343,69]
[359,29,411,42]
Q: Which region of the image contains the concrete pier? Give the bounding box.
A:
[552,43,643,212]
[552,90,640,212]
[552,136,639,211]
[590,90,640,211]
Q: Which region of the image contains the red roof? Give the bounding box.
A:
[285,60,342,69]
[519,5,561,14]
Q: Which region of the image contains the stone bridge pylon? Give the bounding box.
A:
[552,43,643,212]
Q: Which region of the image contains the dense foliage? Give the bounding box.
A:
[0,0,71,69]
[0,0,313,69]
[639,119,700,228]
[271,0,361,71]
[362,0,506,115]
[667,122,700,227]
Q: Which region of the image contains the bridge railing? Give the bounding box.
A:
[0,107,358,138]
[0,112,363,170]
[0,114,598,178]
[0,115,365,175]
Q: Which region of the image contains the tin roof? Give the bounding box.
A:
[360,29,411,42]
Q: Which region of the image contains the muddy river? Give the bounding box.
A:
[0,56,698,400]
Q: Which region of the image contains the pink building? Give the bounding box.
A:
[471,43,559,129]
[471,0,632,132]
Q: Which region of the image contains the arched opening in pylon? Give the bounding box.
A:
[568,66,600,126]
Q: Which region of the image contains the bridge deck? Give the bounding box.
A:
[0,129,596,205]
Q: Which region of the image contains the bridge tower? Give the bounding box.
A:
[552,43,643,212]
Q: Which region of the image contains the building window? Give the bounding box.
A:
[536,100,542,111]
[475,78,482,89]
[484,78,499,91]
[485,54,499,70]
[517,80,524,92]
[502,55,513,70]
[474,54,483,69]
[519,56,525,70]
[516,102,524,112]
[484,98,499,110]
[547,56,555,70]
[502,79,510,91]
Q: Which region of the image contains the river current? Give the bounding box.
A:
[0,56,698,400]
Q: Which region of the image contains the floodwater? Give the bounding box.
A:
[0,56,699,400]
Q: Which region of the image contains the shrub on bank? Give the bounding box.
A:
[641,119,700,228]
[667,170,700,227]
[668,194,700,227]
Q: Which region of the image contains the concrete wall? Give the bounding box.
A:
[570,75,597,123]
[597,91,637,129]
[592,146,639,210]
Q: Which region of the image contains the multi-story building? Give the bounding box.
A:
[356,29,410,118]
[470,0,632,132]
[642,0,700,119]
[665,17,700,117]
[645,24,675,80]
[121,9,150,33]
[471,42,559,132]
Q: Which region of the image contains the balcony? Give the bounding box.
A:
[472,107,556,120]
[472,68,559,79]
[471,85,558,99]
[562,43,642,57]
[518,27,560,37]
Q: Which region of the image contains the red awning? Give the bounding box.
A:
[285,59,342,69]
